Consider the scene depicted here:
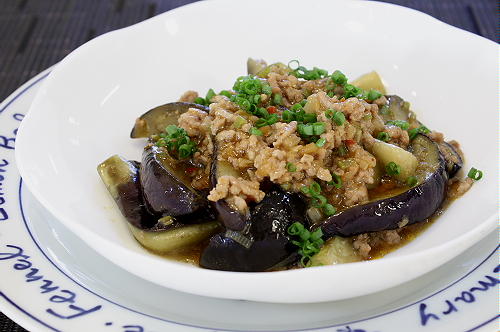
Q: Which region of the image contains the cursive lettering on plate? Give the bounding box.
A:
[419,264,500,326]
[0,158,8,221]
[0,244,102,319]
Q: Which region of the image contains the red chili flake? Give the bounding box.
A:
[185,167,198,174]
[344,139,356,146]
[267,106,277,114]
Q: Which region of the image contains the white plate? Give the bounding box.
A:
[15,0,499,303]
[2,69,499,332]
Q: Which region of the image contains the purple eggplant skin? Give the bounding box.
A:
[200,187,307,272]
[317,134,448,238]
[140,145,209,218]
[97,156,157,229]
[130,102,209,138]
[438,141,463,178]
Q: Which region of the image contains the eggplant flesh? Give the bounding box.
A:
[200,187,307,272]
[140,145,209,217]
[380,95,410,123]
[130,102,209,138]
[317,134,448,238]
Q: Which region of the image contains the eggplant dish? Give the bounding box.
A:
[97,59,482,272]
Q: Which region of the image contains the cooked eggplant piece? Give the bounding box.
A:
[98,155,218,252]
[309,236,362,266]
[97,155,155,229]
[317,134,447,238]
[129,220,220,253]
[130,102,209,138]
[140,145,209,217]
[438,141,463,178]
[200,187,307,272]
[247,58,267,76]
[380,95,410,123]
[210,157,249,231]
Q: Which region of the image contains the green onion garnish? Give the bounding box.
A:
[286,162,297,172]
[377,132,390,142]
[386,120,410,130]
[366,89,382,101]
[328,174,342,188]
[331,70,348,85]
[406,176,418,187]
[385,162,401,176]
[408,125,430,140]
[250,127,263,136]
[467,167,483,180]
[316,138,326,147]
[287,222,324,267]
[155,125,197,159]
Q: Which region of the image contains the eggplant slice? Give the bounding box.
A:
[210,156,250,231]
[97,155,156,229]
[140,145,210,217]
[98,154,219,253]
[200,187,307,272]
[317,134,448,238]
[131,102,209,138]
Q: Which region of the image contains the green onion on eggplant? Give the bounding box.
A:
[316,134,448,238]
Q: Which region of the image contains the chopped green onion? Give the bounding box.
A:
[328,174,343,188]
[311,195,327,208]
[272,93,282,105]
[288,60,300,70]
[249,127,262,136]
[219,90,232,98]
[194,97,206,105]
[316,137,326,147]
[366,89,382,101]
[287,222,324,267]
[156,125,197,159]
[408,125,431,140]
[343,84,363,99]
[323,204,336,216]
[282,110,294,122]
[385,162,401,176]
[233,116,247,129]
[406,176,418,187]
[303,113,317,123]
[309,182,321,196]
[330,110,345,126]
[291,103,303,112]
[312,122,325,135]
[205,88,216,102]
[467,167,483,180]
[331,70,348,85]
[286,162,297,172]
[301,186,311,195]
[377,132,390,142]
[386,120,410,130]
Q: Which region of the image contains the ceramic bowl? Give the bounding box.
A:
[15,0,498,303]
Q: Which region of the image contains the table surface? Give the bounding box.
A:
[0,0,497,331]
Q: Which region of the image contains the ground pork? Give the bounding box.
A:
[207,175,265,213]
[353,229,402,258]
[178,90,199,103]
[384,124,410,148]
[178,108,210,137]
[267,72,303,107]
[447,177,474,199]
